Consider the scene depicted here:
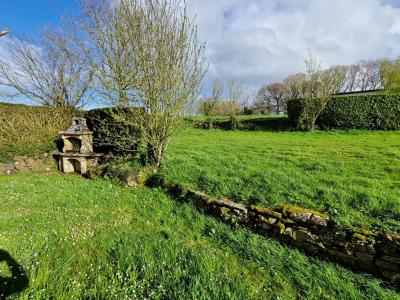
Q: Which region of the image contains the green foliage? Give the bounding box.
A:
[381,58,400,94]
[162,128,400,232]
[1,173,399,298]
[85,108,143,155]
[0,103,78,161]
[185,115,292,131]
[288,94,400,130]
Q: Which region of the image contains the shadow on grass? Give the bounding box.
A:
[0,249,29,299]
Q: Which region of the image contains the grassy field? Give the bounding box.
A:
[1,172,399,299]
[162,128,400,232]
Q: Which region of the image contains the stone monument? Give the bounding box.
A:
[58,117,102,174]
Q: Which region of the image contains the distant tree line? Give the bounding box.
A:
[253,58,400,116]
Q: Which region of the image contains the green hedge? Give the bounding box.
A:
[0,103,78,161]
[287,94,400,130]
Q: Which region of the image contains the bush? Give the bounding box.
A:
[0,103,78,161]
[288,94,400,130]
[85,108,143,156]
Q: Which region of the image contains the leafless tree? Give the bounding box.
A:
[298,53,345,131]
[358,60,382,91]
[342,64,361,92]
[322,65,348,94]
[256,82,288,114]
[283,73,307,100]
[226,79,244,116]
[0,28,93,108]
[80,0,206,169]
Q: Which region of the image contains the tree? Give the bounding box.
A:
[256,82,288,114]
[226,79,244,129]
[0,28,93,108]
[322,65,348,94]
[381,57,400,94]
[298,53,343,131]
[81,0,206,169]
[199,79,224,128]
[283,73,307,100]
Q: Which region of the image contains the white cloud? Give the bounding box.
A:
[186,0,400,96]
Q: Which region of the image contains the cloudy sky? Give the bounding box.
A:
[1,0,400,99]
[186,0,400,97]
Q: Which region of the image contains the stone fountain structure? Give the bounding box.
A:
[58,117,102,175]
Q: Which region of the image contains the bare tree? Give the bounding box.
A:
[82,0,206,169]
[358,60,382,91]
[0,28,93,108]
[198,79,224,128]
[256,82,288,114]
[343,63,362,92]
[298,53,344,131]
[322,65,348,94]
[226,79,244,128]
[283,73,307,100]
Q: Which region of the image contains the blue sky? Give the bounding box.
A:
[0,1,77,36]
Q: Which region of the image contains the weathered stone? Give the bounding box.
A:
[376,258,399,272]
[293,229,318,244]
[355,251,375,263]
[380,269,400,281]
[377,256,400,265]
[14,160,26,171]
[327,249,357,266]
[13,155,28,161]
[310,214,329,226]
[0,163,14,173]
[248,205,282,219]
[282,205,329,225]
[215,198,247,213]
[25,158,36,168]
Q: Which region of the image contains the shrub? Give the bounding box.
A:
[85,108,143,156]
[288,94,400,130]
[0,103,77,160]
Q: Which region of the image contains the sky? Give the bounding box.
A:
[1,0,400,100]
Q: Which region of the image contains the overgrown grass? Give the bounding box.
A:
[1,173,399,298]
[162,128,400,232]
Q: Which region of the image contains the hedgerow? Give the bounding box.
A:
[0,103,77,161]
[288,94,400,130]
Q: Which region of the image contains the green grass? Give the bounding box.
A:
[1,172,399,299]
[162,128,400,232]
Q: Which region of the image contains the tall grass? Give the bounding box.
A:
[1,173,398,298]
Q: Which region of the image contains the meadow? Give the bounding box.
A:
[1,172,399,299]
[162,127,400,232]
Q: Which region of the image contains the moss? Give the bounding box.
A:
[353,228,377,237]
[248,205,282,219]
[353,233,368,241]
[282,204,329,220]
[276,222,286,234]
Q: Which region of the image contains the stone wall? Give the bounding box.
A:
[148,176,400,286]
[0,153,57,175]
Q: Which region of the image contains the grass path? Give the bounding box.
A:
[0,173,399,298]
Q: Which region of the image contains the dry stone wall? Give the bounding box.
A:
[148,176,400,286]
[0,153,56,175]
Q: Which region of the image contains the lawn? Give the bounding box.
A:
[1,172,399,299]
[162,128,400,232]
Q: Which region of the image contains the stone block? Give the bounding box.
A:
[376,258,399,272]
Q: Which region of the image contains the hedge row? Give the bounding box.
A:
[0,103,78,161]
[287,94,400,130]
